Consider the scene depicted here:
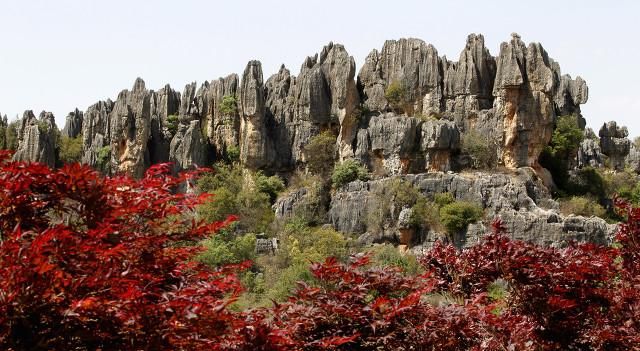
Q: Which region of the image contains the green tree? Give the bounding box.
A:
[219,95,238,115]
[462,130,494,169]
[439,201,483,233]
[58,136,83,164]
[385,80,410,114]
[331,159,369,188]
[539,115,584,190]
[166,115,179,135]
[304,131,336,175]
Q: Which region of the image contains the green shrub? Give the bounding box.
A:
[304,131,336,175]
[255,172,285,203]
[58,136,83,164]
[37,120,50,134]
[433,192,454,207]
[462,131,494,169]
[410,196,443,231]
[219,95,237,115]
[565,167,606,198]
[4,120,19,151]
[539,114,584,190]
[559,196,606,218]
[197,231,256,267]
[225,145,240,163]
[197,163,276,233]
[96,145,111,169]
[366,244,423,276]
[385,80,410,113]
[331,160,369,188]
[439,201,483,233]
[166,115,179,135]
[367,178,421,232]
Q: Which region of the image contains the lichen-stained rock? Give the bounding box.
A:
[492,33,556,168]
[599,121,630,170]
[149,84,180,164]
[364,113,419,175]
[13,110,58,167]
[239,60,273,169]
[264,65,294,169]
[108,78,152,178]
[358,38,442,115]
[81,100,114,170]
[420,120,460,171]
[61,108,84,138]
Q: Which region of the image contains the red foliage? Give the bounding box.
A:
[0,153,244,350]
[1,152,639,350]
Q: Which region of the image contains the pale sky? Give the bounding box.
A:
[1,0,638,136]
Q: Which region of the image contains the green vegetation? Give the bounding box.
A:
[367,179,421,232]
[197,163,284,233]
[439,201,483,233]
[385,80,410,114]
[366,244,423,276]
[166,114,179,135]
[331,159,369,188]
[559,196,607,218]
[303,131,336,175]
[37,120,50,134]
[219,95,238,115]
[462,130,494,169]
[96,145,111,170]
[225,145,240,163]
[539,114,584,190]
[197,230,256,267]
[58,136,83,164]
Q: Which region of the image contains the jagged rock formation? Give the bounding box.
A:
[599,121,630,170]
[13,111,58,167]
[10,34,614,249]
[61,108,84,138]
[240,61,273,169]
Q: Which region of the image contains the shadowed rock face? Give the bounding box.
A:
[61,108,84,139]
[13,110,58,167]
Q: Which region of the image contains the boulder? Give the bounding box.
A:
[599,121,630,170]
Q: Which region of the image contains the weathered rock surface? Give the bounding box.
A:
[239,61,273,169]
[108,78,152,178]
[169,119,206,171]
[577,137,604,168]
[599,121,630,170]
[329,170,613,248]
[149,84,180,164]
[13,110,58,167]
[81,100,114,170]
[61,108,84,138]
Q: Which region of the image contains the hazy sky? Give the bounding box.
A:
[1,0,638,136]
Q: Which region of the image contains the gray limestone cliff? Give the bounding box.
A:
[13,110,58,167]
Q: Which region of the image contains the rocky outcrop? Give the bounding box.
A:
[329,170,613,248]
[108,78,152,178]
[149,84,180,164]
[61,108,84,138]
[81,100,113,170]
[420,120,460,171]
[201,75,240,158]
[169,119,206,171]
[264,42,359,169]
[13,110,58,167]
[239,61,273,169]
[599,121,630,170]
[577,138,604,168]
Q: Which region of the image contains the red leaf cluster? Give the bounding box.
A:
[1,154,639,350]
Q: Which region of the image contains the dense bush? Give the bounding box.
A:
[165,114,179,135]
[57,136,83,164]
[540,114,584,189]
[197,230,256,267]
[559,196,607,218]
[384,80,410,114]
[303,131,336,175]
[219,95,238,116]
[0,116,18,151]
[367,178,420,232]
[366,244,423,275]
[197,163,276,233]
[331,159,369,188]
[461,130,495,169]
[439,201,483,233]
